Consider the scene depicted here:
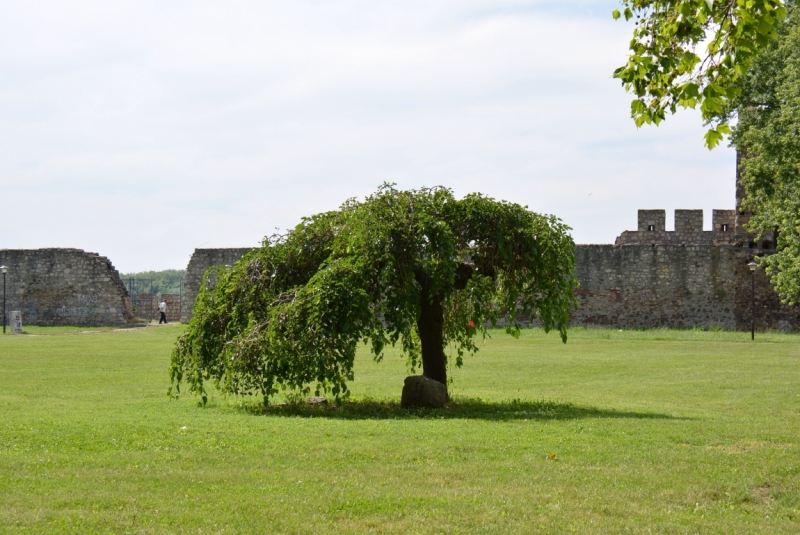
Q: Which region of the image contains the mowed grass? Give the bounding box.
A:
[0,326,799,534]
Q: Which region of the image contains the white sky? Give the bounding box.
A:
[0,0,736,273]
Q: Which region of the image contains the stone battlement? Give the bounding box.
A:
[616,209,739,246]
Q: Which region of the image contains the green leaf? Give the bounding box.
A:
[612,0,786,143]
[704,128,723,149]
[716,123,732,135]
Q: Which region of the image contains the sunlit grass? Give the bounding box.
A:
[0,325,798,534]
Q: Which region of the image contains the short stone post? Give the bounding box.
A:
[10,311,22,333]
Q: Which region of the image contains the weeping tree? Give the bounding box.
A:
[169,185,577,405]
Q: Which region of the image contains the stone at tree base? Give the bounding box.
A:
[306,396,327,405]
[401,376,448,409]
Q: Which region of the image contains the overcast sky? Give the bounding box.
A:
[0,0,736,273]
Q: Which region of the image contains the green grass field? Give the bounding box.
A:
[1,325,798,534]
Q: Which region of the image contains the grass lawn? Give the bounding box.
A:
[0,325,799,534]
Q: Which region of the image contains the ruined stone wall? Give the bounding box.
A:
[0,249,135,326]
[133,294,158,321]
[181,248,254,322]
[162,294,181,322]
[572,244,800,331]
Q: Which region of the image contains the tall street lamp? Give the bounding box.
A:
[1,265,7,334]
[748,261,758,340]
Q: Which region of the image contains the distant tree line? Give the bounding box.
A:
[120,269,186,295]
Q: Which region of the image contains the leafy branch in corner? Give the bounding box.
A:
[612,0,788,148]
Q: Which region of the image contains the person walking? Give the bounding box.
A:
[158,300,168,324]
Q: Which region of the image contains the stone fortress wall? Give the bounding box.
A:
[180,248,254,322]
[614,209,737,246]
[182,237,797,331]
[134,293,182,322]
[0,249,135,326]
[574,239,797,331]
[134,294,160,321]
[180,176,799,331]
[572,164,797,330]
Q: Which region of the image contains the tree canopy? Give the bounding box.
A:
[726,4,800,303]
[169,186,577,405]
[612,0,788,147]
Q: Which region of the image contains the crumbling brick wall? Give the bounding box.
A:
[0,249,135,326]
[134,294,158,321]
[161,294,181,322]
[181,248,254,322]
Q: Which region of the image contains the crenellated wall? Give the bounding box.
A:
[0,249,135,326]
[577,203,797,330]
[618,209,739,246]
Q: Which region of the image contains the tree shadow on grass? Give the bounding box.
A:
[235,398,687,422]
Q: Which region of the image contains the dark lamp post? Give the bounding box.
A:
[748,261,758,340]
[1,265,7,334]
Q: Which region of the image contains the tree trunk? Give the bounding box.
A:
[417,286,448,388]
[413,264,474,395]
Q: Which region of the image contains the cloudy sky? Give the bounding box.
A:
[0,0,736,273]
